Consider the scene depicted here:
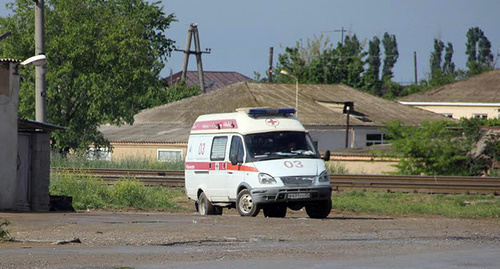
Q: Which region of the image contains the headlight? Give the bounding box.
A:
[258,173,277,184]
[318,170,330,182]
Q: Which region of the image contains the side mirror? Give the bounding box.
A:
[323,150,331,161]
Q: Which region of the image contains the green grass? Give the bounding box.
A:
[332,191,500,218]
[51,151,184,170]
[50,172,187,211]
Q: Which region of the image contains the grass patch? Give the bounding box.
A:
[332,191,500,218]
[50,172,188,211]
[0,219,11,241]
[327,162,349,174]
[51,151,184,170]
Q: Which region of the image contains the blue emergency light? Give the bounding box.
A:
[247,108,296,116]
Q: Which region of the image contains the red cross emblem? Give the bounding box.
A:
[265,118,279,127]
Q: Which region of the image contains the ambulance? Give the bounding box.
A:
[184,108,332,218]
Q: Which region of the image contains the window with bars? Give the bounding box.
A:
[157,149,182,162]
[210,136,228,161]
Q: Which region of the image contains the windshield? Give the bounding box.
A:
[244,131,319,161]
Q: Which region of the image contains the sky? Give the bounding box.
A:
[1,0,499,84]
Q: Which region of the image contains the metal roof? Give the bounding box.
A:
[18,119,65,132]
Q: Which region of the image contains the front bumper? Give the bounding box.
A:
[251,186,332,204]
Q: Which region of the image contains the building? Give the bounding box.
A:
[1,59,62,211]
[163,70,252,92]
[398,69,500,119]
[99,82,448,162]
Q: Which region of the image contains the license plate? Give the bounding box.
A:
[287,193,310,199]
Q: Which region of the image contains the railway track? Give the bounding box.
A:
[51,168,500,195]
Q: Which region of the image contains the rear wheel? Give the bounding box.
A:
[236,189,260,217]
[263,204,287,218]
[305,199,332,219]
[198,192,215,215]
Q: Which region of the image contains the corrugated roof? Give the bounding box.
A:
[18,119,65,132]
[99,124,191,144]
[399,69,500,103]
[163,71,252,92]
[101,82,449,143]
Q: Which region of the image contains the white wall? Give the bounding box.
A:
[0,62,20,210]
[308,126,384,151]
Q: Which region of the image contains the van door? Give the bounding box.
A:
[226,135,246,200]
[208,136,229,201]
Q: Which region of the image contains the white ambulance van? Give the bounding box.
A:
[185,108,332,218]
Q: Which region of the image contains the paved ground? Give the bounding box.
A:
[0,209,499,268]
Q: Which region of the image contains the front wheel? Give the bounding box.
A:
[236,189,260,217]
[305,199,332,219]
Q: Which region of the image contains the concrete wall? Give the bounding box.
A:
[29,133,51,211]
[0,62,19,211]
[327,159,398,174]
[110,142,187,161]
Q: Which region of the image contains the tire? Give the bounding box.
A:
[194,201,199,212]
[236,189,260,217]
[305,199,332,219]
[263,204,287,218]
[198,192,215,215]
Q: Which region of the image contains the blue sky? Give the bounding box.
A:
[1,0,499,83]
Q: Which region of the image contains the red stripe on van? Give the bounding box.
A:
[191,119,238,131]
[185,162,258,173]
[226,162,259,172]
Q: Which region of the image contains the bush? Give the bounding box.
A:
[0,219,11,241]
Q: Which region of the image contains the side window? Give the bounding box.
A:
[230,136,245,163]
[210,136,228,161]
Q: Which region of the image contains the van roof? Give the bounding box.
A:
[190,108,306,135]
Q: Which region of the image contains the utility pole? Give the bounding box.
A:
[268,47,273,83]
[175,23,211,93]
[35,0,47,122]
[335,27,346,82]
[414,51,418,85]
[334,27,346,47]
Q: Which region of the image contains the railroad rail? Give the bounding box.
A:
[51,168,500,195]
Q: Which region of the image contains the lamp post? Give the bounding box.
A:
[35,0,46,123]
[279,70,299,117]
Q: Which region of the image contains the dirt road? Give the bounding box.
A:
[0,209,499,268]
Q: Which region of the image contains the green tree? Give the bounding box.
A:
[443,42,455,76]
[0,0,176,152]
[362,36,381,94]
[466,27,494,75]
[430,39,445,78]
[428,39,456,87]
[276,34,365,88]
[381,32,398,81]
[384,118,500,176]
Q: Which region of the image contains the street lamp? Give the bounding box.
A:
[280,70,299,117]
